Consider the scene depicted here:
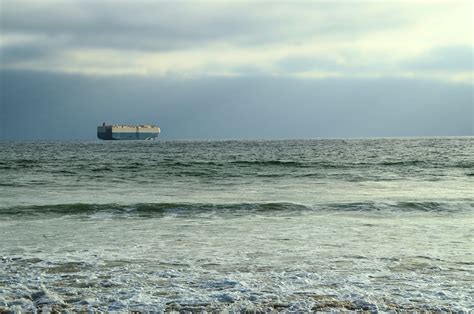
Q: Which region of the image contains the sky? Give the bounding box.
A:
[0,0,472,140]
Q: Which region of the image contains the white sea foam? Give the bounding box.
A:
[1,210,472,311]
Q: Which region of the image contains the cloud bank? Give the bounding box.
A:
[1,1,472,82]
[1,70,472,140]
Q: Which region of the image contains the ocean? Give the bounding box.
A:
[0,138,472,312]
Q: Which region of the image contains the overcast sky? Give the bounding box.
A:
[0,0,472,140]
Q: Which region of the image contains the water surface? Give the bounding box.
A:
[0,138,472,311]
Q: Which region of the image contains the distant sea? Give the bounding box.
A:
[0,138,472,311]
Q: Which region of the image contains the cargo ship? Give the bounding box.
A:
[97,123,161,140]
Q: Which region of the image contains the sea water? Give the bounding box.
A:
[0,138,472,311]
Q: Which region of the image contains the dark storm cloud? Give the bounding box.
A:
[1,70,472,140]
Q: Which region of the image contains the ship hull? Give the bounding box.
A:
[97,132,159,140]
[97,125,160,140]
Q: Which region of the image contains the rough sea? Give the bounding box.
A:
[0,138,472,312]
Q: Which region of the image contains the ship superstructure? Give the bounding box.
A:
[97,123,161,140]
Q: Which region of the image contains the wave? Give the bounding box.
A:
[1,201,471,217]
[165,159,473,168]
[1,159,471,173]
[230,160,304,166]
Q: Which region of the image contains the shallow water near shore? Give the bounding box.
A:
[0,138,473,311]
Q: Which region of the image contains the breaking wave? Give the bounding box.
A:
[2,201,472,217]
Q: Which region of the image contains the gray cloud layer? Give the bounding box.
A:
[405,46,473,71]
[1,2,407,51]
[1,70,471,140]
[5,0,469,79]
